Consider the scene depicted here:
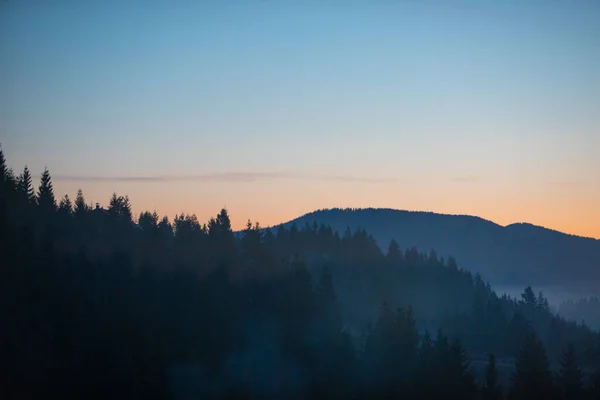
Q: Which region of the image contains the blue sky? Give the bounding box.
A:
[1,0,599,236]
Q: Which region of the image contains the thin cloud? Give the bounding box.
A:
[450,175,481,183]
[546,179,590,186]
[53,172,398,184]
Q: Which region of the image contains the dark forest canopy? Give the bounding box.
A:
[559,297,600,331]
[1,147,600,399]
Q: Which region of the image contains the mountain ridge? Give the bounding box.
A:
[278,208,598,241]
[265,207,600,295]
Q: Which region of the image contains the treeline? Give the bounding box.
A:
[1,147,600,399]
[559,297,600,331]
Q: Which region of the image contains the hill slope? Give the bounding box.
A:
[273,208,600,295]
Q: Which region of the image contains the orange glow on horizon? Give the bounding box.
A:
[52,179,600,240]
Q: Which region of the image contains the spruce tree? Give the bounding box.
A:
[386,239,402,262]
[37,167,56,212]
[0,145,6,185]
[537,291,550,311]
[396,305,419,374]
[521,286,537,308]
[108,193,133,223]
[482,353,502,400]
[158,216,173,241]
[363,301,396,384]
[317,266,342,334]
[122,195,132,223]
[109,192,120,215]
[17,165,36,204]
[215,208,232,233]
[509,330,554,399]
[0,145,15,197]
[446,338,477,399]
[74,189,87,216]
[58,194,73,214]
[557,343,584,399]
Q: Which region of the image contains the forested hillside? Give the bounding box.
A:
[1,147,600,399]
[279,208,600,295]
[559,297,600,331]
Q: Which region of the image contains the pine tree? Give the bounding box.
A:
[447,339,477,399]
[506,312,530,355]
[17,165,36,204]
[317,266,342,334]
[557,343,584,399]
[122,195,132,223]
[37,167,56,212]
[521,286,537,308]
[58,194,73,214]
[108,193,133,223]
[215,208,232,233]
[0,144,15,198]
[74,189,88,216]
[537,291,550,311]
[138,211,159,232]
[158,216,173,238]
[365,301,396,383]
[0,145,6,186]
[208,208,236,265]
[482,353,502,400]
[396,305,419,373]
[386,239,402,262]
[509,330,554,399]
[109,192,119,211]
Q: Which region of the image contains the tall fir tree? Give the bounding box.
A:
[386,239,402,263]
[17,165,36,205]
[482,353,502,400]
[557,343,584,400]
[0,145,6,186]
[509,330,554,399]
[37,167,56,212]
[521,286,538,308]
[108,193,133,223]
[0,144,15,198]
[58,194,73,214]
[537,291,550,311]
[74,189,87,215]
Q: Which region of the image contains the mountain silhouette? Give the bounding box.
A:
[273,208,600,295]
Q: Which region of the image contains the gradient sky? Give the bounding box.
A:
[1,0,599,237]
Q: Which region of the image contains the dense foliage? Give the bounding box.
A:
[1,146,600,399]
[559,297,600,331]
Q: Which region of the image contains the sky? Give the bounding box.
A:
[1,0,599,237]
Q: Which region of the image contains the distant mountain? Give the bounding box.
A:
[272,208,600,295]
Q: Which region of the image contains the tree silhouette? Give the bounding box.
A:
[58,194,73,214]
[17,165,35,204]
[509,330,554,399]
[108,193,132,223]
[0,145,16,210]
[74,189,88,215]
[37,167,56,213]
[482,353,502,400]
[0,145,6,183]
[521,286,537,308]
[557,343,584,399]
[386,238,402,262]
[536,291,550,312]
